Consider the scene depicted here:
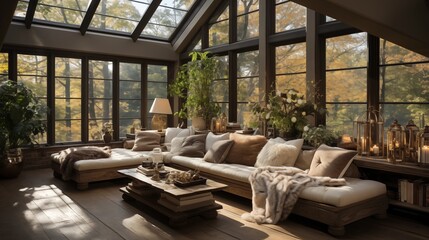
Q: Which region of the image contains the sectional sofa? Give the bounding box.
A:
[51,127,388,236]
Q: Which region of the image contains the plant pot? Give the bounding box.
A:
[191,117,206,130]
[0,148,23,179]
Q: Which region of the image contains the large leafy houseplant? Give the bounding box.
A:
[169,51,220,128]
[0,80,46,177]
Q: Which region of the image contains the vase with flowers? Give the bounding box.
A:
[251,89,321,139]
[102,122,113,143]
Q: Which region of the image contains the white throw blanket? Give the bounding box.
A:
[241,166,346,224]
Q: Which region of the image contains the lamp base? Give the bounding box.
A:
[152,114,167,131]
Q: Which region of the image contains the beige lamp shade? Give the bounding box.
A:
[150,98,172,130]
[149,98,172,114]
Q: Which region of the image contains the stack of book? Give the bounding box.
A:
[136,165,155,176]
[157,192,215,212]
[398,179,429,207]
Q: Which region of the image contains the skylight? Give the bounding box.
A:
[13,0,197,41]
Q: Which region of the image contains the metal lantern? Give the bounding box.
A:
[353,109,384,157]
[404,120,419,163]
[387,120,404,163]
[418,125,429,166]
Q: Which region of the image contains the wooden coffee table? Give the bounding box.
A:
[118,167,227,227]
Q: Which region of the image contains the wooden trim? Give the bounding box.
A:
[25,0,38,29]
[79,0,100,35]
[353,156,429,178]
[228,51,237,122]
[142,63,148,128]
[367,34,380,112]
[131,0,161,42]
[47,54,55,145]
[81,57,89,143]
[112,60,120,140]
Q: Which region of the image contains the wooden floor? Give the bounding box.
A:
[1,169,428,240]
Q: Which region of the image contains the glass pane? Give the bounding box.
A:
[326,16,336,22]
[380,63,429,102]
[276,74,306,94]
[55,99,82,119]
[237,11,259,41]
[56,58,81,77]
[215,55,229,79]
[88,120,106,141]
[382,104,429,130]
[326,33,368,69]
[237,77,259,102]
[0,53,8,82]
[89,79,113,98]
[148,65,168,82]
[34,0,90,26]
[89,99,112,118]
[89,60,113,79]
[147,82,167,99]
[55,120,82,142]
[142,23,176,39]
[14,0,29,18]
[210,5,229,23]
[120,118,140,137]
[119,100,141,118]
[237,0,259,15]
[326,104,367,135]
[275,1,306,33]
[90,0,149,33]
[120,62,141,81]
[209,20,229,46]
[55,78,82,98]
[237,50,259,77]
[276,43,306,74]
[150,6,186,28]
[17,55,48,98]
[380,39,429,65]
[237,103,253,126]
[326,69,367,102]
[212,80,229,102]
[119,81,141,99]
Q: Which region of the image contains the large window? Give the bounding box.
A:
[325,33,368,134]
[212,55,229,115]
[208,5,229,47]
[147,64,169,128]
[88,60,113,141]
[55,57,82,143]
[275,42,306,93]
[119,62,141,137]
[17,54,48,143]
[237,0,259,41]
[275,0,306,33]
[237,50,259,125]
[0,53,7,82]
[380,40,429,128]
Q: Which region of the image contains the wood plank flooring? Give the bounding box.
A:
[1,168,429,240]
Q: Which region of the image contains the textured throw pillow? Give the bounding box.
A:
[225,133,267,166]
[294,149,316,170]
[308,144,357,178]
[164,127,193,143]
[205,132,230,152]
[173,134,207,157]
[132,131,161,151]
[123,139,135,149]
[203,140,234,163]
[254,138,304,167]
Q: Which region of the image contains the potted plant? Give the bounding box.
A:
[169,51,220,129]
[0,80,46,178]
[302,125,339,147]
[251,89,321,139]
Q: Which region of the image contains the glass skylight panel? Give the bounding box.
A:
[90,0,151,34]
[33,0,90,26]
[14,0,29,18]
[142,0,196,39]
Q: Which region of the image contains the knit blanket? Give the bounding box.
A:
[241,166,346,224]
[57,146,112,180]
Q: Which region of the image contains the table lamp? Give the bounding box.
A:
[149,98,172,131]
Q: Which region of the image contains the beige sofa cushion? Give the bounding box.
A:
[308,144,357,178]
[205,132,230,152]
[203,139,234,163]
[225,133,267,166]
[294,149,316,170]
[132,131,161,151]
[165,127,193,143]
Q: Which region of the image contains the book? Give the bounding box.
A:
[136,166,155,176]
[157,197,215,212]
[161,192,213,206]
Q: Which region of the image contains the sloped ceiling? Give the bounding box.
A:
[292,0,429,57]
[0,0,18,50]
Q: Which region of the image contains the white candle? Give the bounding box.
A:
[422,146,429,164]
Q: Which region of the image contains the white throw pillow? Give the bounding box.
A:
[165,127,194,143]
[205,132,230,152]
[254,138,304,167]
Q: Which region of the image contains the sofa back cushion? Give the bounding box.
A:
[225,133,267,166]
[132,131,161,151]
[254,138,303,167]
[203,139,234,163]
[205,132,230,152]
[308,144,357,178]
[294,149,316,170]
[165,127,193,143]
